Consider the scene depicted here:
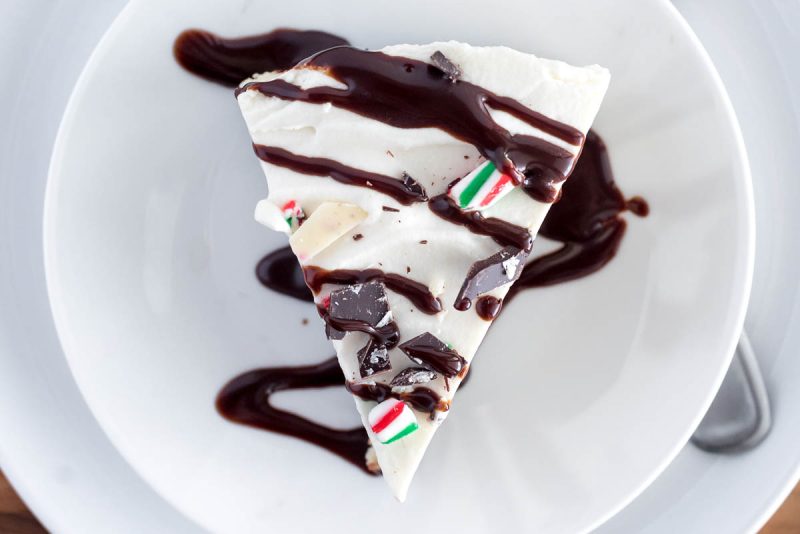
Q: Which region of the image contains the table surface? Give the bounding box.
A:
[0,471,797,533]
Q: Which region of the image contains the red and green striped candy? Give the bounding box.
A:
[448,160,516,210]
[368,398,419,444]
[281,200,305,230]
[447,161,516,210]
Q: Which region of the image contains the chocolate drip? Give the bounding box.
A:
[216,357,374,474]
[304,266,442,314]
[626,196,650,217]
[429,194,533,252]
[253,145,427,205]
[346,381,444,416]
[173,28,349,87]
[508,130,648,298]
[240,47,582,202]
[475,296,502,321]
[256,246,313,302]
[318,306,400,349]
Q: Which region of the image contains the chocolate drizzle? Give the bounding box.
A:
[429,195,533,252]
[173,28,349,87]
[304,266,442,314]
[399,332,467,379]
[239,46,582,202]
[318,305,400,349]
[253,145,427,205]
[216,357,374,473]
[346,381,444,416]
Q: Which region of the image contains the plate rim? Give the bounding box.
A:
[39,0,755,531]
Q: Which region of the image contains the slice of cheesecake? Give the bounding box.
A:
[236,41,609,501]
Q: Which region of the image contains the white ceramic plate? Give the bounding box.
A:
[43,0,753,532]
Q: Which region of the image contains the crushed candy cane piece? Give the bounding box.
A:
[448,160,516,210]
[281,200,305,230]
[368,399,419,444]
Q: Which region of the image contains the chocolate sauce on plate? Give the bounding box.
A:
[173,28,349,87]
[216,356,374,473]
[507,130,648,299]
[256,246,313,302]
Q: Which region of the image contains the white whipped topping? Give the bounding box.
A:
[237,41,609,502]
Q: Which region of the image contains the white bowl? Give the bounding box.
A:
[43,0,753,532]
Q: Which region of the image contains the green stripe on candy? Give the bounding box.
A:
[383,421,419,444]
[458,162,497,207]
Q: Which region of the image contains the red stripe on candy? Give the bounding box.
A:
[282,200,296,211]
[479,174,513,207]
[371,401,404,434]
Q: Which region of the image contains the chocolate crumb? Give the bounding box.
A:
[464,155,470,159]
[419,240,428,244]
[387,150,395,157]
[301,318,309,325]
[352,233,364,241]
[406,266,411,274]
[382,206,400,212]
[431,50,462,82]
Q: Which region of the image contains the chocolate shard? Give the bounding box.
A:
[454,246,528,310]
[390,367,437,387]
[401,172,427,200]
[399,332,466,378]
[358,340,391,377]
[327,282,391,340]
[430,51,462,82]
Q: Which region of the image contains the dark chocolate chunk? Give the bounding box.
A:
[352,233,364,241]
[399,332,466,378]
[327,282,391,340]
[382,205,400,212]
[454,246,528,310]
[357,340,391,377]
[390,367,437,387]
[401,172,427,200]
[430,51,462,82]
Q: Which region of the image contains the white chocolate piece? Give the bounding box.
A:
[288,202,367,262]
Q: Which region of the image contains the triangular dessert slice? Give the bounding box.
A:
[236,41,609,501]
